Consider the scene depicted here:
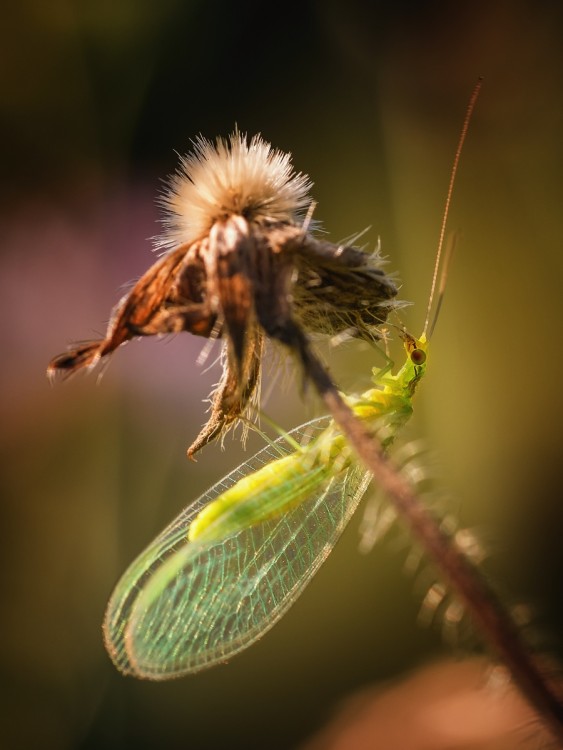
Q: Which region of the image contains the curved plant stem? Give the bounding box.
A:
[296,332,563,746]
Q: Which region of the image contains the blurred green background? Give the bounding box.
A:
[2,1,563,748]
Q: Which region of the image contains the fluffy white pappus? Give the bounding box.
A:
[156,132,313,251]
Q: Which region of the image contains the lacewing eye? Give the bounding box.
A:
[410,348,426,365]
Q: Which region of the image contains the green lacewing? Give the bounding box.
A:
[104,332,427,678]
[102,81,481,679]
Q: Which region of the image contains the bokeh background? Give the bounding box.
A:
[2,1,563,748]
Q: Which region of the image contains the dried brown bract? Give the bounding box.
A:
[48,132,399,456]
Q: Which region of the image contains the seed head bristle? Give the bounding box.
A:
[157,132,313,251]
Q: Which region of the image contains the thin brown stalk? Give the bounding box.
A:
[295,331,563,746]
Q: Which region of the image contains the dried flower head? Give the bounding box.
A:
[158,133,312,249]
[48,132,399,457]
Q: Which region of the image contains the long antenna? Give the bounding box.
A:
[427,230,457,339]
[423,77,482,337]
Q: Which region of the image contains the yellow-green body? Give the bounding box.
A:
[188,333,427,543]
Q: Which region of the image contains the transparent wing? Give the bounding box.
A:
[103,417,372,679]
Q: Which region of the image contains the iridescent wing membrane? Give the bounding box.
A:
[104,418,370,679]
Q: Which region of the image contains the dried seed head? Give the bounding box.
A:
[157,132,313,251]
[48,131,400,457]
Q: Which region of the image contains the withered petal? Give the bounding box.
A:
[187,326,264,458]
